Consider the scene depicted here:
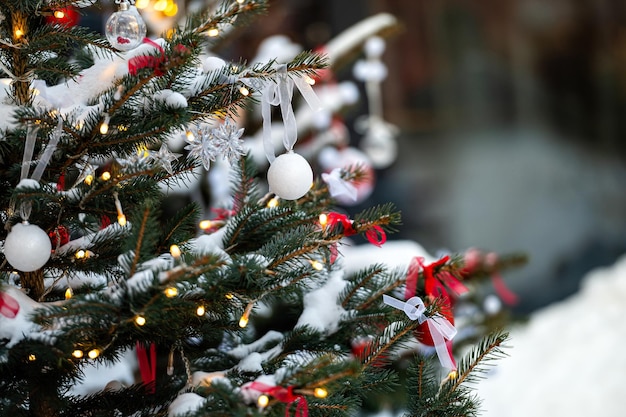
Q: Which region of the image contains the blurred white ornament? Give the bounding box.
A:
[4,222,51,272]
[319,146,375,205]
[356,116,398,169]
[105,0,147,52]
[267,152,313,200]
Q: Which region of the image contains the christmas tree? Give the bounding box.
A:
[0,1,517,416]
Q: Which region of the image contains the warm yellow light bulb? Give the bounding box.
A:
[14,28,24,39]
[163,2,178,16]
[304,75,316,85]
[314,387,328,398]
[207,28,219,37]
[117,214,127,227]
[199,219,212,230]
[186,131,195,141]
[28,354,36,361]
[447,370,458,380]
[267,197,279,208]
[237,0,244,4]
[238,315,249,328]
[257,394,270,407]
[153,0,168,11]
[310,260,324,271]
[164,287,178,298]
[75,250,86,259]
[318,213,328,227]
[65,287,73,300]
[135,315,146,326]
[170,244,181,259]
[54,10,65,19]
[72,349,84,359]
[101,171,111,181]
[99,122,109,135]
[88,349,100,359]
[196,305,206,316]
[239,86,249,96]
[225,293,234,300]
[135,0,149,8]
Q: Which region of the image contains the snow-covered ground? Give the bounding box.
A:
[476,254,626,416]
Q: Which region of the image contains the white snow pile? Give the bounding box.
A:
[477,254,626,417]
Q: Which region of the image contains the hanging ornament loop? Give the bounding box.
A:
[260,65,322,163]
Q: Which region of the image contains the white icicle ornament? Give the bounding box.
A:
[3,222,51,272]
[105,1,147,52]
[267,152,313,200]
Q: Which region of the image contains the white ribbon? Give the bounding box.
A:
[382,294,457,369]
[321,168,357,201]
[260,64,322,163]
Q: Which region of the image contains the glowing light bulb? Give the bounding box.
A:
[72,349,84,359]
[257,394,269,407]
[314,387,328,398]
[153,0,168,11]
[447,370,458,380]
[65,287,73,299]
[101,171,111,181]
[88,348,100,359]
[239,86,249,96]
[225,293,234,300]
[318,213,328,227]
[84,174,93,185]
[135,0,149,8]
[117,214,126,226]
[99,121,109,135]
[28,354,36,361]
[54,10,65,19]
[310,260,324,271]
[163,2,178,16]
[207,28,219,37]
[135,315,146,326]
[267,197,279,208]
[199,219,212,230]
[186,131,195,141]
[237,0,244,4]
[304,75,316,85]
[238,315,249,328]
[164,286,178,298]
[170,244,181,259]
[14,28,24,39]
[196,305,206,316]
[75,250,86,259]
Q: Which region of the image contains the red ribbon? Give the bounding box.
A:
[247,381,308,417]
[136,342,157,393]
[0,292,19,319]
[326,212,386,247]
[128,38,165,76]
[404,256,468,300]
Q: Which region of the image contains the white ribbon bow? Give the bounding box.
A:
[382,294,457,369]
[260,64,322,163]
[321,168,357,201]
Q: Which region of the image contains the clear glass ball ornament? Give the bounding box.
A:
[105,1,146,52]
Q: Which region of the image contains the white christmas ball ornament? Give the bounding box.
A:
[267,152,313,200]
[105,2,147,52]
[4,222,51,272]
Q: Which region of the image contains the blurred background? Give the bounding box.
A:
[75,0,626,315]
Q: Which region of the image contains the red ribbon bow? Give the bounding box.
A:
[325,212,386,247]
[128,38,165,76]
[404,256,467,301]
[248,381,308,417]
[0,291,20,319]
[136,342,157,393]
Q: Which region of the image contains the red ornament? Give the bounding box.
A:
[45,7,80,27]
[0,292,20,319]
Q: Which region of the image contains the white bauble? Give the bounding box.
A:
[267,152,313,200]
[4,222,51,272]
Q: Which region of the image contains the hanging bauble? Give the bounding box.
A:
[3,222,51,272]
[105,0,146,52]
[267,152,313,200]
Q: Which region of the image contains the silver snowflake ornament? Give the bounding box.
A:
[148,143,180,175]
[211,117,246,165]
